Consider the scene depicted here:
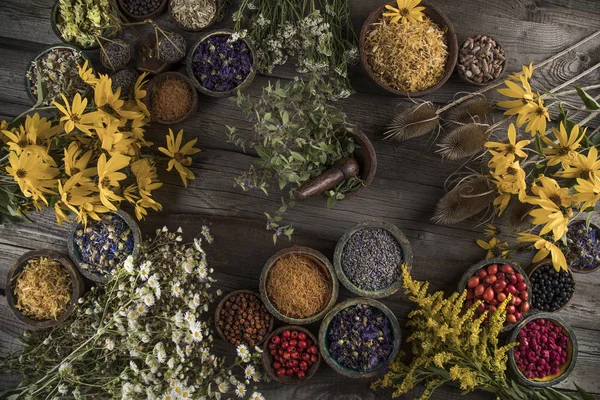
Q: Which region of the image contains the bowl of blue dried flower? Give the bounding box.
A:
[67,210,141,283]
[318,298,401,378]
[333,220,413,299]
[186,30,257,98]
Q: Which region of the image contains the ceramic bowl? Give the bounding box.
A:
[358,0,458,97]
[508,313,578,387]
[50,1,113,50]
[565,220,600,273]
[214,289,274,346]
[333,220,413,298]
[186,30,257,98]
[118,0,168,21]
[144,71,198,125]
[6,249,85,329]
[168,0,221,32]
[259,246,338,325]
[458,258,532,332]
[318,297,401,378]
[67,210,141,283]
[528,260,575,312]
[262,326,320,384]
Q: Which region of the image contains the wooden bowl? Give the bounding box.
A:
[144,71,198,125]
[67,210,141,284]
[186,30,257,98]
[359,0,458,97]
[214,289,274,346]
[457,258,532,332]
[259,246,338,325]
[508,313,578,387]
[50,1,113,50]
[333,220,413,298]
[456,34,506,86]
[168,0,221,32]
[262,326,320,384]
[25,44,92,104]
[342,128,377,201]
[118,0,168,21]
[6,250,85,329]
[318,297,401,378]
[528,260,575,312]
[565,220,600,273]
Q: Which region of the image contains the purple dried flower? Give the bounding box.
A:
[191,34,253,92]
[564,222,600,270]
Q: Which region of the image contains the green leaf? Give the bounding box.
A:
[327,195,337,209]
[575,86,600,110]
[272,233,278,245]
[575,384,595,400]
[255,147,269,161]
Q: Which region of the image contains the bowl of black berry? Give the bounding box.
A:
[118,0,168,21]
[528,260,575,312]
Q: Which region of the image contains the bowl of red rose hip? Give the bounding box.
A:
[459,258,532,331]
[528,260,575,312]
[508,314,578,387]
[262,326,320,384]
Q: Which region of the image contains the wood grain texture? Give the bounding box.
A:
[0,0,600,398]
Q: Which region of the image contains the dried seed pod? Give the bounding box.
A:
[501,200,534,233]
[436,123,490,160]
[445,97,492,125]
[384,102,440,141]
[432,176,495,225]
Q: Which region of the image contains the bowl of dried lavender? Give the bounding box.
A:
[318,298,401,378]
[144,71,198,125]
[169,0,220,32]
[260,246,338,325]
[6,249,85,329]
[67,210,141,283]
[564,220,600,273]
[186,30,256,98]
[333,220,413,299]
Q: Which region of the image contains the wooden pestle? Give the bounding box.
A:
[294,158,359,201]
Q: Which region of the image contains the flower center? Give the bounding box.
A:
[549,194,561,206]
[506,144,516,154]
[400,8,410,16]
[174,152,185,162]
[16,169,26,178]
[535,107,546,116]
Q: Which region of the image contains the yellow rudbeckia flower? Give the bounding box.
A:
[496,77,536,117]
[383,0,425,24]
[542,122,584,167]
[573,174,600,211]
[6,151,58,204]
[78,60,98,86]
[521,97,550,136]
[134,72,150,117]
[517,233,567,271]
[485,123,529,167]
[53,93,102,135]
[97,153,130,210]
[158,129,201,188]
[530,176,572,208]
[528,193,572,240]
[63,142,96,178]
[508,62,534,82]
[555,146,600,180]
[476,237,510,258]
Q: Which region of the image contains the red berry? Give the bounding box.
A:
[507,305,516,314]
[291,352,299,359]
[483,287,494,302]
[268,342,277,350]
[271,335,281,344]
[286,368,294,375]
[282,330,291,338]
[474,284,485,297]
[281,341,289,349]
[288,359,298,367]
[309,345,318,355]
[466,291,474,300]
[289,339,298,347]
[520,301,530,313]
[299,361,308,371]
[310,354,319,363]
[494,280,507,292]
[288,346,297,353]
[291,331,299,339]
[301,353,311,361]
[465,300,473,309]
[276,368,286,376]
[477,303,486,312]
[298,332,307,341]
[270,349,277,356]
[489,305,497,312]
[501,264,514,274]
[297,371,306,379]
[516,282,527,292]
[497,292,507,302]
[283,352,291,360]
[506,314,517,324]
[485,275,497,284]
[520,291,529,300]
[508,274,518,285]
[278,349,284,356]
[467,276,479,288]
[293,367,299,373]
[273,362,281,370]
[487,264,498,275]
[297,340,307,349]
[511,296,522,306]
[478,269,488,279]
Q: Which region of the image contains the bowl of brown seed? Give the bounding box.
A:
[169,0,220,32]
[456,34,506,86]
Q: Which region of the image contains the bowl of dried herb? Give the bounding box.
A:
[318,298,401,378]
[144,71,198,125]
[359,0,458,97]
[259,246,338,325]
[6,249,85,329]
[169,0,220,32]
[333,220,413,299]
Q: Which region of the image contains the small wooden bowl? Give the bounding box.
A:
[318,297,401,378]
[456,34,506,86]
[25,44,92,104]
[6,250,85,329]
[214,289,274,347]
[359,0,458,97]
[457,258,532,332]
[67,210,142,284]
[527,260,575,312]
[118,0,168,21]
[508,313,578,388]
[565,220,600,273]
[333,220,413,298]
[342,128,377,201]
[144,71,198,125]
[50,1,113,50]
[259,246,338,325]
[262,326,320,384]
[186,30,257,98]
[169,0,221,32]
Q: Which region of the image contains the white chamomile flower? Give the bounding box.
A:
[244,365,255,379]
[130,361,139,373]
[139,263,150,281]
[183,261,194,274]
[252,372,261,383]
[236,344,250,360]
[72,388,82,399]
[174,311,184,327]
[171,281,182,297]
[162,226,168,232]
[194,238,203,252]
[190,323,203,342]
[184,311,196,324]
[124,256,135,273]
[249,392,265,400]
[136,303,148,315]
[162,393,175,400]
[143,293,155,307]
[105,338,115,351]
[167,357,175,369]
[148,274,159,288]
[217,382,229,393]
[58,362,72,377]
[181,389,191,399]
[57,384,68,395]
[234,384,246,398]
[197,265,208,279]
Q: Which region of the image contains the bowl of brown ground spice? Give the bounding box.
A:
[260,246,339,325]
[144,71,198,125]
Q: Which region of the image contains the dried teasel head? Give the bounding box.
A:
[445,97,492,125]
[384,102,440,141]
[436,123,490,160]
[501,199,534,233]
[432,175,495,225]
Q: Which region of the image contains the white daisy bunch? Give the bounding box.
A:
[1,227,263,400]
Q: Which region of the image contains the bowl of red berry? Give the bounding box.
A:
[458,258,532,331]
[508,314,578,387]
[263,326,320,384]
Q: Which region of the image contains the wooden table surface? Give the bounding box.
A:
[1,0,600,398]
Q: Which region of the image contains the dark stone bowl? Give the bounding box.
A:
[214,289,274,347]
[527,260,575,313]
[259,246,338,325]
[144,71,198,125]
[318,297,401,379]
[117,0,168,22]
[508,313,578,388]
[262,325,320,384]
[6,249,85,329]
[333,220,413,299]
[457,258,532,332]
[67,210,142,284]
